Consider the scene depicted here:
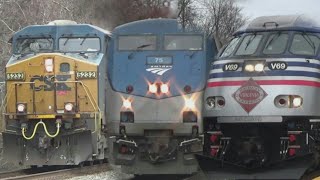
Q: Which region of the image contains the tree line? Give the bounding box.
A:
[0,0,247,73]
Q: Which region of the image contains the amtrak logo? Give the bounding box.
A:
[146,66,172,76]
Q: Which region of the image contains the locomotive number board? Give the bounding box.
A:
[76,71,97,79]
[6,72,25,81]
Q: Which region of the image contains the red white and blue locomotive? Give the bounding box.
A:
[203,15,320,178]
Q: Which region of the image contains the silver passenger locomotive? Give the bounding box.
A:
[203,15,320,177]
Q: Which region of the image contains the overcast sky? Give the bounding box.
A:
[236,0,319,20]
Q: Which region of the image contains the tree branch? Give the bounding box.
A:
[0,19,14,33]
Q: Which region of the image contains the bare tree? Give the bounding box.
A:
[177,0,198,30]
[197,0,247,46]
[87,0,174,29]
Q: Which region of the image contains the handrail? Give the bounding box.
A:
[54,81,101,133]
[3,80,101,134]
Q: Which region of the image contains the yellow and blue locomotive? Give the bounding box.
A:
[3,20,111,166]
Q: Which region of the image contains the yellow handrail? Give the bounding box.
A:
[22,120,61,140]
[4,80,102,135]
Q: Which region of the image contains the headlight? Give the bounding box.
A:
[254,63,264,72]
[244,64,255,72]
[244,61,265,72]
[274,95,302,108]
[206,97,215,108]
[123,99,132,109]
[65,103,73,112]
[292,97,302,107]
[185,99,195,109]
[160,84,169,94]
[149,84,157,94]
[44,58,54,73]
[17,104,26,113]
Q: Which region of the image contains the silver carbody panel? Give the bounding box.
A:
[204,58,320,119]
[106,88,203,135]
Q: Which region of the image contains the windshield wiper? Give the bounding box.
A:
[128,44,152,59]
[64,38,70,46]
[188,50,199,59]
[244,34,257,51]
[80,37,87,45]
[265,32,282,49]
[302,33,316,54]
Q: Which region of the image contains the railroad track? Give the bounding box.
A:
[0,163,110,180]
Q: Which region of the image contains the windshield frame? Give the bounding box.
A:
[58,36,101,53]
[117,34,158,51]
[235,33,264,56]
[14,37,54,55]
[219,36,241,58]
[262,32,289,55]
[163,34,204,51]
[289,32,320,56]
[216,31,320,61]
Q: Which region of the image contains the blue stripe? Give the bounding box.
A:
[212,62,320,70]
[287,62,320,69]
[209,70,320,79]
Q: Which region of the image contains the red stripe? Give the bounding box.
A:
[207,80,320,87]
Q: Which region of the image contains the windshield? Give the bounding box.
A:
[220,37,241,57]
[263,33,289,54]
[290,34,320,56]
[118,35,156,51]
[59,37,100,52]
[236,34,263,55]
[15,38,53,54]
[164,35,203,50]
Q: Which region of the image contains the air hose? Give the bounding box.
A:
[22,120,61,140]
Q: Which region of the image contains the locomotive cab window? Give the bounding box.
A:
[15,38,53,54]
[263,33,289,54]
[164,35,203,50]
[220,37,241,57]
[290,34,320,56]
[118,35,157,51]
[59,37,100,52]
[236,34,263,56]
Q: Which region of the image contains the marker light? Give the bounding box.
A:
[292,97,302,107]
[17,104,26,112]
[278,98,287,106]
[160,84,169,94]
[149,84,157,94]
[245,64,255,72]
[206,97,215,109]
[126,85,134,94]
[45,58,54,73]
[184,85,191,93]
[123,99,132,109]
[254,63,264,72]
[65,103,73,112]
[185,99,195,109]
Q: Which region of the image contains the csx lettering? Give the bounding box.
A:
[269,62,287,70]
[223,63,239,71]
[30,75,71,91]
